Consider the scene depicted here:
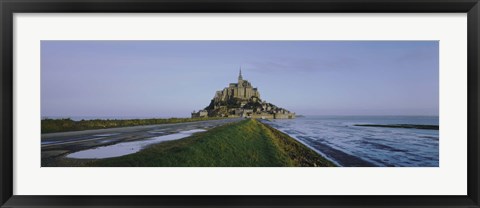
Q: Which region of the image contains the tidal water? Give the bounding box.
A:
[262,116,439,167]
[66,129,206,159]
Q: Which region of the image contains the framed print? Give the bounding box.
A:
[1,0,479,207]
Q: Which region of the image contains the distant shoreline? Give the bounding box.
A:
[42,115,439,120]
[41,115,439,134]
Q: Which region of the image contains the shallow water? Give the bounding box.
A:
[66,129,206,159]
[262,116,439,167]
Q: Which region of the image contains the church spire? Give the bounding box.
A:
[238,67,243,81]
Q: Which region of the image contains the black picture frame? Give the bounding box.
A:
[1,0,479,207]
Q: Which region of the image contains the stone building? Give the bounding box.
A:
[213,69,260,106]
[192,68,295,119]
[191,110,208,118]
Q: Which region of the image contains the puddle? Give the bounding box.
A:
[66,129,206,159]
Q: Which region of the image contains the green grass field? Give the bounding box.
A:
[90,119,336,167]
[41,117,225,133]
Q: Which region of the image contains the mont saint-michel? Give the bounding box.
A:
[41,41,438,168]
[192,70,295,119]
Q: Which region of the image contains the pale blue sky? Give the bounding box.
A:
[41,41,439,117]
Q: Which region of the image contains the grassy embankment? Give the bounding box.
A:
[90,119,336,167]
[41,117,225,134]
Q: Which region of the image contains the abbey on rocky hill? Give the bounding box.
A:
[192,69,295,119]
